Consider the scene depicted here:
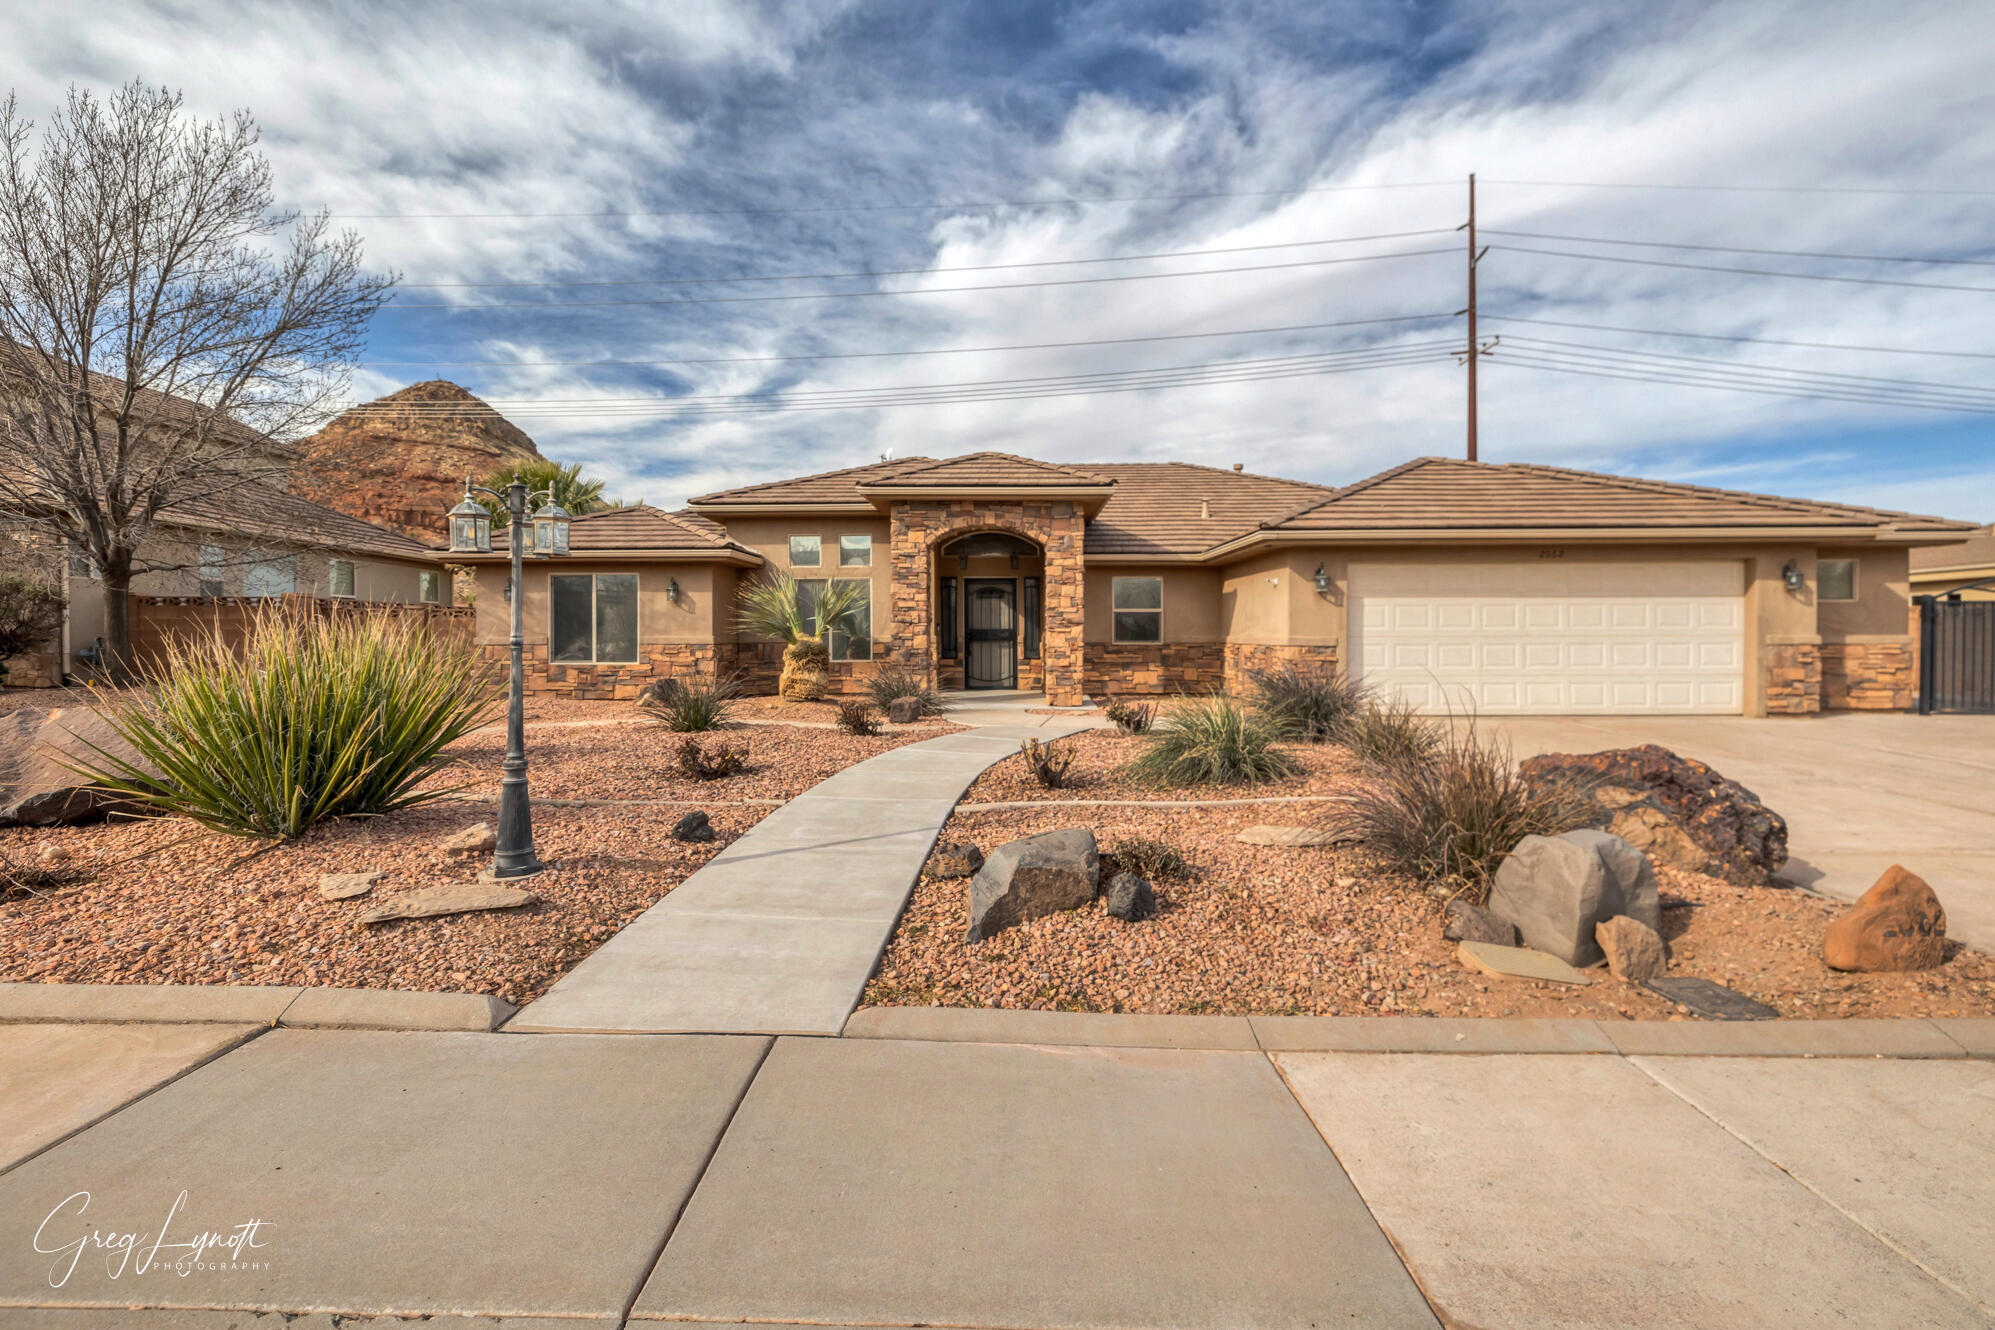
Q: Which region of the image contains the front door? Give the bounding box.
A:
[964,579,1018,689]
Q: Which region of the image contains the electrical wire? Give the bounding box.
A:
[1492,349,1995,415]
[1482,230,1995,267]
[1479,315,1995,361]
[400,228,1459,288]
[1499,336,1995,398]
[1479,179,1995,197]
[1490,244,1995,294]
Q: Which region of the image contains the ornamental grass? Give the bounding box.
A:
[1123,692,1297,788]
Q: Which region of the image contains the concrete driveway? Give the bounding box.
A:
[1493,713,1995,953]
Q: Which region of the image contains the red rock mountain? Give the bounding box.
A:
[292,380,544,541]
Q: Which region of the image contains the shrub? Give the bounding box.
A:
[1247,664,1368,743]
[835,700,880,735]
[736,570,864,645]
[1324,720,1597,899]
[1020,736,1075,788]
[68,610,497,840]
[1123,693,1297,788]
[1339,694,1442,767]
[1109,834,1192,883]
[676,736,746,781]
[867,665,944,717]
[637,673,741,732]
[0,572,63,683]
[1104,697,1156,735]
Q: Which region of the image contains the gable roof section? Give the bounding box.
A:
[1265,458,1975,538]
[862,452,1112,489]
[162,484,437,562]
[1082,463,1335,556]
[688,458,931,509]
[459,504,762,563]
[1910,524,1995,573]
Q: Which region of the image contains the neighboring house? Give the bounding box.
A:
[455,452,1974,716]
[1909,524,1995,601]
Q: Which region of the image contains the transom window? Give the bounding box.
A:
[839,534,871,567]
[789,535,821,567]
[798,577,872,660]
[551,573,639,663]
[1112,576,1163,643]
[1819,559,1856,602]
[329,559,356,598]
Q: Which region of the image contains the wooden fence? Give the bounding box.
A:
[130,593,474,664]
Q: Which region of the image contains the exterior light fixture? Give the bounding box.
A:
[1313,564,1332,595]
[666,576,681,604]
[448,494,493,553]
[1782,560,1806,592]
[531,501,572,557]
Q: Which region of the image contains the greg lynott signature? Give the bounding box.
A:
[34,1191,273,1288]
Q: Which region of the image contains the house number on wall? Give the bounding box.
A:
[1537,548,1565,559]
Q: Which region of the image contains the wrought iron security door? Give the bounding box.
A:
[965,579,1018,689]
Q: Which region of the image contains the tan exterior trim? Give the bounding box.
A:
[685,502,878,517]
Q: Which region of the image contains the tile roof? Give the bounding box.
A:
[862,452,1112,488]
[1268,458,1977,535]
[689,458,931,507]
[475,504,753,556]
[162,484,437,562]
[1081,463,1334,555]
[1910,524,1995,572]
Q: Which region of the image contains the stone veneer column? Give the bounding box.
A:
[888,499,1086,707]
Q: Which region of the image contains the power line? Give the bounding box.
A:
[327,180,1460,221]
[1492,348,1995,415]
[1482,229,1995,268]
[1480,178,1995,198]
[356,312,1455,368]
[1490,244,1995,294]
[400,228,1458,289]
[1500,336,1995,398]
[1479,315,1995,361]
[382,247,1456,310]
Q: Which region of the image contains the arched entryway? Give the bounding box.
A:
[937,531,1044,690]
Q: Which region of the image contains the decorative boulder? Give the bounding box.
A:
[888,696,924,725]
[437,821,497,854]
[1105,871,1154,922]
[925,840,984,879]
[1443,899,1518,946]
[966,828,1099,943]
[1486,831,1658,968]
[672,810,717,843]
[1823,865,1947,972]
[0,708,154,827]
[1519,745,1788,885]
[1595,915,1666,983]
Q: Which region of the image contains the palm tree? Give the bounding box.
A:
[477,459,621,527]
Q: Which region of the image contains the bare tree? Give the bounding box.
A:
[0,82,394,672]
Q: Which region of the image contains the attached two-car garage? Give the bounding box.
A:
[1349,560,1746,715]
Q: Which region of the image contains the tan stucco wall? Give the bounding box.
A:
[1817,545,1912,637]
[472,560,729,650]
[1217,550,1343,647]
[1083,566,1223,642]
[723,515,890,653]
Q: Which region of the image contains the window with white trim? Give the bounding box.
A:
[789,534,821,567]
[1112,576,1162,643]
[551,573,639,663]
[839,534,871,567]
[197,545,226,598]
[328,559,356,598]
[1819,559,1857,602]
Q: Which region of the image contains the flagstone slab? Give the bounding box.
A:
[1456,939,1593,985]
[0,1029,766,1319]
[1235,824,1339,847]
[1634,1055,1995,1310]
[1274,1052,1987,1329]
[636,1036,1437,1329]
[1641,974,1780,1020]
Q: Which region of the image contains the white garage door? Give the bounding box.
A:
[1350,560,1744,715]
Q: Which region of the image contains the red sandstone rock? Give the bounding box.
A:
[1823,865,1947,972]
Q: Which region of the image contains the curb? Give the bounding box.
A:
[0,982,516,1033]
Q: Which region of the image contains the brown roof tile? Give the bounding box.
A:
[862,452,1112,488]
[162,485,437,562]
[1910,524,1995,572]
[474,504,754,557]
[689,458,932,507]
[1082,463,1334,555]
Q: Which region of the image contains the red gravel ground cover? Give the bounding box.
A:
[960,728,1356,805]
[865,802,1995,1021]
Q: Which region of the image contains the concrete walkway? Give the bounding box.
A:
[510,718,1091,1035]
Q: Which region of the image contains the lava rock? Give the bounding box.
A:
[1519,745,1788,885]
[672,809,717,843]
[888,696,924,724]
[1595,914,1667,983]
[1487,831,1658,968]
[1105,871,1154,921]
[925,839,984,879]
[1823,864,1947,972]
[438,822,497,854]
[966,827,1099,943]
[0,708,154,827]
[1443,899,1518,946]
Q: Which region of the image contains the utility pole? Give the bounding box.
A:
[1458,172,1482,462]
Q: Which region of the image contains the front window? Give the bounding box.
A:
[1023,577,1042,659]
[789,535,821,567]
[1819,559,1856,602]
[938,577,958,659]
[551,573,639,663]
[198,544,225,598]
[420,570,440,604]
[798,577,872,661]
[839,534,871,567]
[329,559,356,598]
[1112,576,1162,643]
[244,551,296,599]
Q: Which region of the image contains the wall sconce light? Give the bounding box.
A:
[1313,563,1332,595]
[666,576,681,604]
[1782,560,1805,592]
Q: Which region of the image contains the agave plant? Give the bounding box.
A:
[735,569,866,644]
[65,608,498,840]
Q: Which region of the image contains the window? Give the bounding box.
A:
[329,559,356,598]
[244,552,296,598]
[839,534,871,567]
[419,570,440,604]
[1112,576,1162,643]
[1022,577,1041,659]
[789,534,821,567]
[796,577,871,660]
[198,545,225,598]
[938,577,958,659]
[1819,559,1857,602]
[551,573,639,663]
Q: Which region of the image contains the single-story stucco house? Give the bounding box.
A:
[447,451,1977,717]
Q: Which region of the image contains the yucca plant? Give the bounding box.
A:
[735,569,865,645]
[66,609,498,840]
[1123,693,1298,788]
[1247,664,1369,743]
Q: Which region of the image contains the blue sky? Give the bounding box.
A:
[4,0,1992,518]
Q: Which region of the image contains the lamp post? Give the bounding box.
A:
[447,475,569,878]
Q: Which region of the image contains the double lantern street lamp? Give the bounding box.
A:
[447,476,571,879]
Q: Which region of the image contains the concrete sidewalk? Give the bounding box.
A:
[2,1015,1991,1329]
[510,721,1090,1035]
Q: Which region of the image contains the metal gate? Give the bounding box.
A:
[964,579,1017,689]
[1918,593,1995,714]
